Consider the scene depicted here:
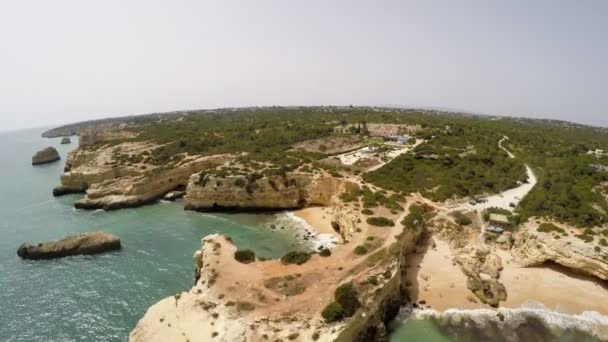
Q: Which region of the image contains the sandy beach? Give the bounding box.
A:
[402,236,608,315]
[293,206,339,237]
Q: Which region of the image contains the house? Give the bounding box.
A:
[486,213,510,233]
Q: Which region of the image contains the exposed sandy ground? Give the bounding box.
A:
[404,238,484,311]
[293,207,339,237]
[498,250,608,315]
[403,236,608,316]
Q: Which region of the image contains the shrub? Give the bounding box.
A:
[537,223,565,234]
[453,211,472,226]
[234,178,246,187]
[321,301,345,323]
[361,209,374,215]
[334,282,361,316]
[354,245,368,255]
[234,249,255,264]
[319,248,332,257]
[366,216,395,227]
[281,251,311,265]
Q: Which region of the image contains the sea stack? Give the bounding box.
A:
[32,147,60,165]
[17,232,121,260]
[60,137,71,144]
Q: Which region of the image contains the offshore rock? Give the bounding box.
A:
[32,147,60,165]
[60,137,71,144]
[17,231,121,260]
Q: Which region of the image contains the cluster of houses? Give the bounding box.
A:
[333,122,420,144]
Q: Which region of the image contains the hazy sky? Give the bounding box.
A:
[1,0,607,131]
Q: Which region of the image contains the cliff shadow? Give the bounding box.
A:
[401,232,431,307]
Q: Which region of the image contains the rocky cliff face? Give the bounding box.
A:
[32,147,60,165]
[185,173,357,211]
[73,155,231,210]
[513,223,608,281]
[130,225,423,342]
[78,128,136,147]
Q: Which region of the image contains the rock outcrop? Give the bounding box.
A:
[32,147,60,165]
[455,246,507,307]
[78,128,135,147]
[73,154,231,210]
[163,191,185,201]
[130,222,423,342]
[185,173,357,211]
[60,137,71,144]
[17,232,121,259]
[513,223,608,281]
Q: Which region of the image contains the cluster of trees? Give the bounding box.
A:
[104,105,608,228]
[364,124,527,201]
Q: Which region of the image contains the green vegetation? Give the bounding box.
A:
[361,209,374,215]
[366,216,395,227]
[364,126,527,202]
[281,251,311,265]
[321,282,361,323]
[354,245,368,255]
[321,301,345,323]
[537,223,566,234]
[88,106,608,228]
[453,211,472,226]
[234,249,255,264]
[334,282,361,316]
[319,248,332,257]
[402,203,436,230]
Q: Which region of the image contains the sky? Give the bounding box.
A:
[0,0,607,131]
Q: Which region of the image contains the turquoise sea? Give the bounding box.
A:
[0,128,310,342]
[1,128,606,342]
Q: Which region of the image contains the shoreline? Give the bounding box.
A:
[294,208,608,321]
[404,236,608,316]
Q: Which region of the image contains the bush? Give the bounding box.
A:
[321,301,345,323]
[361,209,374,215]
[334,282,361,316]
[234,249,255,264]
[319,248,332,257]
[537,223,565,234]
[234,178,246,187]
[366,216,395,227]
[453,211,472,226]
[281,251,311,265]
[354,245,368,255]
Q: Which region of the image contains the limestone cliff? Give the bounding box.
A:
[513,223,608,281]
[130,225,423,342]
[185,173,357,211]
[74,155,231,210]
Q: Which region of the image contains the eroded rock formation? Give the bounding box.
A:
[17,231,121,259]
[130,225,423,342]
[32,147,60,165]
[513,224,608,281]
[184,173,358,211]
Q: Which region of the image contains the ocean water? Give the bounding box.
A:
[389,307,608,342]
[0,128,310,342]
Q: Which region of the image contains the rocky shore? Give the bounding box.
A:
[17,232,121,260]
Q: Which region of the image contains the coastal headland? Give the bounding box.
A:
[43,107,608,341]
